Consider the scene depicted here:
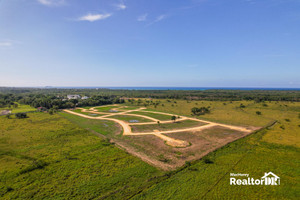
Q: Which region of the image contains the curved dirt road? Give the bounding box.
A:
[64,105,256,147]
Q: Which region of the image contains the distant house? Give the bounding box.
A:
[81,96,89,100]
[67,95,81,100]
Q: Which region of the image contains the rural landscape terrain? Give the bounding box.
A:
[1,0,300,199]
[0,88,299,199]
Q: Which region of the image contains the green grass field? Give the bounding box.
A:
[73,109,105,117]
[129,111,173,121]
[0,103,36,114]
[94,105,120,112]
[60,112,121,136]
[131,120,206,133]
[0,113,165,199]
[108,115,153,123]
[1,100,299,199]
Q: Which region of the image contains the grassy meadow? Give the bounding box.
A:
[0,103,36,114]
[108,115,153,123]
[131,120,206,133]
[0,113,164,199]
[129,111,173,121]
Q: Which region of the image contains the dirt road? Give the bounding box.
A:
[64,105,255,148]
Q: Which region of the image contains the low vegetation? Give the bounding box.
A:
[131,120,206,133]
[191,106,210,116]
[0,113,163,199]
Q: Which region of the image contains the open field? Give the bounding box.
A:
[109,115,153,123]
[0,103,36,114]
[130,120,207,133]
[73,109,106,117]
[0,113,164,199]
[133,100,273,126]
[129,111,174,121]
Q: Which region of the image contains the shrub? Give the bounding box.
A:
[204,158,214,164]
[285,119,290,122]
[256,111,262,115]
[240,104,246,108]
[158,154,170,163]
[185,161,191,167]
[191,107,210,116]
[171,115,177,122]
[15,113,27,119]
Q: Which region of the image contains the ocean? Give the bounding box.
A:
[54,87,300,91]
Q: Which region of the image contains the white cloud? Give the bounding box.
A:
[78,13,112,22]
[147,14,167,26]
[156,15,166,22]
[0,42,12,47]
[114,1,126,10]
[37,0,65,6]
[137,14,148,21]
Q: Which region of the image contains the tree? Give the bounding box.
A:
[171,115,176,122]
[157,121,160,125]
[49,108,55,115]
[191,107,210,116]
[15,113,27,119]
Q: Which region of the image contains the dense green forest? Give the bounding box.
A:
[0,87,299,109]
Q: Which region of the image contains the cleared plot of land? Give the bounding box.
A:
[108,115,153,123]
[119,127,249,168]
[63,104,256,170]
[73,109,106,117]
[131,120,207,133]
[94,105,120,112]
[129,111,174,121]
[132,128,299,200]
[117,106,140,111]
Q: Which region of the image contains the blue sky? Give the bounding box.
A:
[0,0,299,87]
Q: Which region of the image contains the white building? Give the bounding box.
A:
[67,95,81,100]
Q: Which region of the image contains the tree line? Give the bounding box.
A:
[1,87,300,108]
[0,93,124,109]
